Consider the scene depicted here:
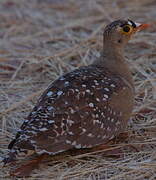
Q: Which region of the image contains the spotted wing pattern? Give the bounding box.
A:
[7,64,133,158]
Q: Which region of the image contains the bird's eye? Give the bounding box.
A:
[121,25,133,34]
[123,25,130,32]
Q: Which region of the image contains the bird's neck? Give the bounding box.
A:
[93,46,134,88]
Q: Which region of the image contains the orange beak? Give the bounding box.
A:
[135,23,150,32]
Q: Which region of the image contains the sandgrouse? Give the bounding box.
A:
[4,19,149,166]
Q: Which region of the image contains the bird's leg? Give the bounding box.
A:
[113,132,130,143]
[89,140,123,158]
[90,132,138,157]
[114,132,139,152]
[9,153,47,177]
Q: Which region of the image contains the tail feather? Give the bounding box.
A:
[8,139,16,149]
[3,130,35,166]
[3,149,17,166]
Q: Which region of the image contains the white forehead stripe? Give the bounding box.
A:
[135,22,141,27]
[128,21,133,26]
[128,20,141,27]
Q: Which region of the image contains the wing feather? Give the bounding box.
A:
[9,65,132,154]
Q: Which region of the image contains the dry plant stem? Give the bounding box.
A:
[0,0,155,179]
[0,90,43,115]
[0,24,104,116]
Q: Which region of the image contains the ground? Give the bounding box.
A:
[0,0,156,179]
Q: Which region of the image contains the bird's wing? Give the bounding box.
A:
[9,65,132,155]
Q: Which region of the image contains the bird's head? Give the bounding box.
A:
[103,19,150,50]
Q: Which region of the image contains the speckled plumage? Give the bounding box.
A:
[4,19,143,164]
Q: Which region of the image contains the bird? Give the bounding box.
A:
[3,19,149,174]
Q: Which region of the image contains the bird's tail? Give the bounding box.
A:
[2,137,19,166]
[2,149,18,166]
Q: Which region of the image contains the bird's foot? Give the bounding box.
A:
[114,132,139,152]
[90,132,139,158]
[90,144,123,158]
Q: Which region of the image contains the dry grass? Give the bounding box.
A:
[0,0,156,179]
